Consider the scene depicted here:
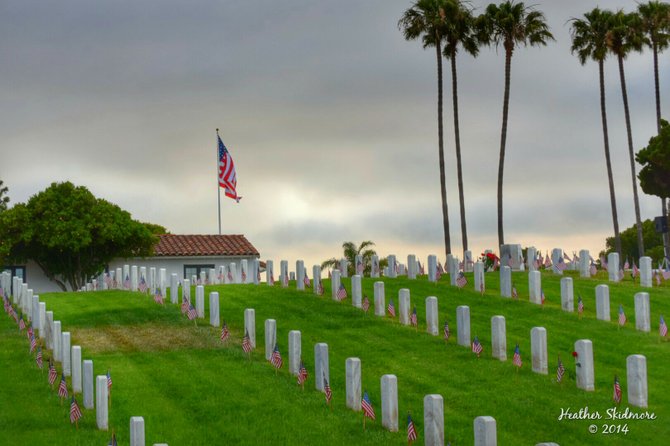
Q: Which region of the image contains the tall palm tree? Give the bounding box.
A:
[638,1,670,259]
[476,1,554,247]
[441,0,479,257]
[606,10,647,257]
[399,0,452,258]
[570,8,623,258]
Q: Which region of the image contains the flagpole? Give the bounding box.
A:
[216,128,221,235]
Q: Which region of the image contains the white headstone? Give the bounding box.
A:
[312,265,321,295]
[265,319,277,361]
[527,247,537,271]
[83,360,94,409]
[425,297,438,336]
[62,332,72,376]
[464,250,474,272]
[314,343,329,391]
[639,256,652,287]
[528,271,542,304]
[182,279,191,305]
[423,394,444,446]
[139,267,147,289]
[560,277,574,312]
[288,330,301,376]
[170,274,178,304]
[346,357,361,411]
[381,374,398,432]
[280,260,288,287]
[38,302,46,339]
[45,311,54,349]
[608,252,620,282]
[407,254,417,279]
[195,285,205,318]
[428,255,437,282]
[209,268,217,285]
[626,354,647,408]
[130,416,145,446]
[149,267,156,291]
[634,292,650,332]
[296,260,305,290]
[53,321,62,362]
[387,255,397,278]
[116,267,123,289]
[25,289,33,319]
[351,275,362,308]
[209,292,220,327]
[331,270,341,301]
[398,289,410,325]
[96,375,108,430]
[500,266,512,298]
[474,262,485,293]
[575,339,595,391]
[229,263,238,284]
[531,327,548,374]
[374,282,385,316]
[474,416,497,446]
[131,266,139,291]
[491,316,506,361]
[551,248,563,275]
[579,249,590,278]
[123,265,130,287]
[457,306,470,347]
[371,255,380,278]
[596,285,610,321]
[72,346,82,393]
[31,294,39,329]
[199,270,206,286]
[244,308,256,348]
[266,260,274,285]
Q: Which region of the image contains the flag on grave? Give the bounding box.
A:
[337,283,347,301]
[618,305,626,326]
[512,344,522,368]
[187,304,197,320]
[632,262,639,279]
[317,281,324,296]
[282,274,289,287]
[241,269,247,283]
[227,270,234,283]
[512,286,518,299]
[36,347,43,368]
[181,298,189,314]
[139,276,148,293]
[58,373,68,399]
[437,262,444,274]
[220,322,230,342]
[600,255,608,271]
[217,133,241,202]
[443,321,450,340]
[270,344,283,369]
[124,275,130,290]
[298,361,308,385]
[362,296,370,313]
[407,413,418,443]
[154,288,164,305]
[556,257,567,271]
[18,315,26,330]
[107,370,112,391]
[541,289,546,306]
[323,375,332,403]
[660,316,668,338]
[590,262,597,277]
[30,334,36,352]
[387,299,396,317]
[303,273,311,288]
[70,396,82,424]
[357,259,364,275]
[472,336,483,357]
[362,391,376,420]
[242,330,252,353]
[418,260,425,275]
[613,375,622,404]
[456,272,467,288]
[578,295,584,315]
[556,356,565,383]
[108,432,118,446]
[624,258,630,270]
[410,306,418,327]
[544,253,551,269]
[27,326,33,341]
[48,360,57,385]
[270,270,275,284]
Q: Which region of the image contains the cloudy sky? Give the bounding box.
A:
[1,0,667,269]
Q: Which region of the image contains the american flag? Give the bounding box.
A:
[618,305,626,326]
[361,391,376,420]
[357,260,364,275]
[660,315,668,337]
[600,255,608,271]
[270,344,283,369]
[242,330,252,353]
[270,270,275,284]
[337,283,347,301]
[58,373,68,398]
[139,277,148,293]
[538,252,544,266]
[590,262,597,277]
[220,322,230,342]
[323,376,332,403]
[123,274,130,290]
[407,413,418,443]
[418,260,425,275]
[227,270,233,283]
[578,295,584,314]
[153,288,164,305]
[544,253,551,269]
[435,267,442,281]
[512,344,522,368]
[443,321,450,340]
[48,360,57,385]
[298,361,308,385]
[187,304,197,320]
[472,336,483,357]
[632,262,639,279]
[107,370,112,391]
[303,273,311,288]
[437,262,444,274]
[36,347,43,369]
[181,297,190,314]
[556,356,565,382]
[512,286,518,299]
[27,326,33,341]
[217,133,241,202]
[613,375,622,404]
[241,270,247,283]
[663,264,670,280]
[30,334,36,353]
[362,296,370,313]
[108,433,118,446]
[410,306,418,327]
[541,289,546,306]
[624,258,630,270]
[18,315,26,330]
[317,281,324,296]
[556,257,567,271]
[387,299,396,317]
[563,252,571,262]
[456,272,467,288]
[70,396,82,424]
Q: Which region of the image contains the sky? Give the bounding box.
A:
[1,0,667,270]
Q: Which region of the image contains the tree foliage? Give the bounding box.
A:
[321,241,387,276]
[637,119,670,200]
[0,180,9,212]
[0,182,158,291]
[602,219,665,265]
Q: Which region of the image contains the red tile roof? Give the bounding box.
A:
[153,234,259,257]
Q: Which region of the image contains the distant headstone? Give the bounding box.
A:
[529,271,541,304]
[607,252,620,282]
[331,270,341,301]
[575,339,595,391]
[131,266,139,291]
[474,416,497,446]
[265,319,277,361]
[627,354,647,408]
[371,255,380,278]
[229,263,238,284]
[639,256,652,287]
[425,297,438,335]
[374,282,385,316]
[83,360,94,409]
[170,274,178,304]
[464,250,474,272]
[551,249,563,275]
[130,416,145,446]
[527,247,537,271]
[398,289,410,325]
[288,330,301,376]
[240,260,248,284]
[387,255,397,278]
[346,358,361,411]
[474,262,485,293]
[290,272,295,281]
[500,266,512,298]
[351,275,362,308]
[457,306,471,347]
[45,311,54,349]
[596,285,610,321]
[407,254,417,279]
[38,302,46,339]
[149,267,156,291]
[501,244,522,270]
[53,321,62,362]
[96,375,108,430]
[579,249,590,278]
[266,260,274,286]
[116,267,124,289]
[531,327,548,374]
[62,332,72,376]
[244,309,256,348]
[423,394,444,446]
[296,260,305,290]
[195,286,205,318]
[209,268,217,285]
[634,292,650,332]
[312,265,321,295]
[381,374,398,432]
[31,294,39,329]
[280,260,288,286]
[209,292,220,327]
[428,255,437,282]
[314,343,329,391]
[560,277,574,312]
[72,346,82,393]
[491,316,506,361]
[339,258,348,278]
[182,279,191,305]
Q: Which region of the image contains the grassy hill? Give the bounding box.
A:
[1,270,669,445]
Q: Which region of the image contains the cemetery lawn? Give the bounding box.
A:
[1,272,669,445]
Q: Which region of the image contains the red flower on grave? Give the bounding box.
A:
[572,351,578,358]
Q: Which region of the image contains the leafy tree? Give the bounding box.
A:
[605,9,647,256]
[321,241,387,276]
[0,180,9,212]
[143,222,170,235]
[476,1,554,247]
[602,219,665,265]
[399,0,452,257]
[0,182,157,291]
[570,8,622,257]
[441,0,479,255]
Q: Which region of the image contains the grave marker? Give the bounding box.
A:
[83,360,94,409]
[209,292,220,327]
[72,346,82,393]
[639,257,652,287]
[398,289,410,325]
[96,375,108,430]
[381,374,398,432]
[634,292,650,332]
[331,270,341,301]
[457,306,471,347]
[529,271,541,304]
[626,354,647,408]
[500,266,512,298]
[352,275,362,308]
[170,274,178,304]
[428,255,437,282]
[244,309,256,348]
[474,416,497,446]
[425,297,438,335]
[62,332,72,376]
[607,252,620,282]
[288,330,301,376]
[374,282,385,316]
[314,343,329,391]
[346,358,361,411]
[531,327,548,374]
[296,260,305,290]
[266,260,274,285]
[596,285,610,321]
[575,340,595,391]
[130,416,145,446]
[195,286,205,318]
[491,316,506,361]
[560,277,574,312]
[265,319,277,361]
[423,394,444,446]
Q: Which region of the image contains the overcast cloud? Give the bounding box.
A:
[1,0,667,269]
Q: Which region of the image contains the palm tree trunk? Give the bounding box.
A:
[617,54,645,256]
[652,42,670,260]
[436,39,451,257]
[599,60,622,258]
[450,52,468,256]
[497,47,512,248]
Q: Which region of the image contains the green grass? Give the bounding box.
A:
[2,270,669,445]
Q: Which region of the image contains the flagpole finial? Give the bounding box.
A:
[216,128,220,134]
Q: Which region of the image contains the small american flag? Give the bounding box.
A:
[227,270,233,283]
[187,304,197,320]
[443,321,450,340]
[362,296,370,313]
[181,298,189,314]
[544,254,551,269]
[563,252,571,262]
[418,260,425,275]
[512,286,518,299]
[270,270,275,284]
[36,347,43,369]
[436,268,442,281]
[303,273,311,288]
[26,326,33,340]
[387,299,396,317]
[613,375,622,404]
[123,274,130,289]
[70,396,82,424]
[220,322,230,342]
[241,270,247,283]
[30,334,36,353]
[556,356,565,382]
[590,262,597,276]
[323,375,332,403]
[18,315,26,330]
[48,360,57,385]
[107,370,112,391]
[624,258,630,270]
[618,305,626,326]
[437,262,444,274]
[618,268,625,281]
[153,288,164,305]
[242,330,252,353]
[105,273,112,288]
[660,316,668,337]
[270,343,283,369]
[541,289,546,306]
[317,281,324,296]
[337,283,347,301]
[361,391,376,420]
[512,344,522,368]
[58,373,68,398]
[139,276,148,293]
[556,258,567,271]
[632,262,639,279]
[456,272,467,288]
[298,361,308,385]
[108,433,118,446]
[600,255,608,271]
[472,336,483,357]
[410,306,418,327]
[578,295,584,314]
[407,413,418,443]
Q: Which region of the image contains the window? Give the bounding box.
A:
[3,265,26,282]
[183,264,215,281]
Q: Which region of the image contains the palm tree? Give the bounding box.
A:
[605,10,647,257]
[321,241,383,276]
[638,1,670,259]
[441,0,479,257]
[570,8,622,258]
[399,0,452,258]
[476,1,553,247]
[0,180,9,212]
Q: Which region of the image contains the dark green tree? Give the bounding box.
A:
[0,182,157,291]
[602,219,665,265]
[0,180,9,212]
[399,0,452,258]
[570,8,622,258]
[321,241,386,276]
[476,1,554,247]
